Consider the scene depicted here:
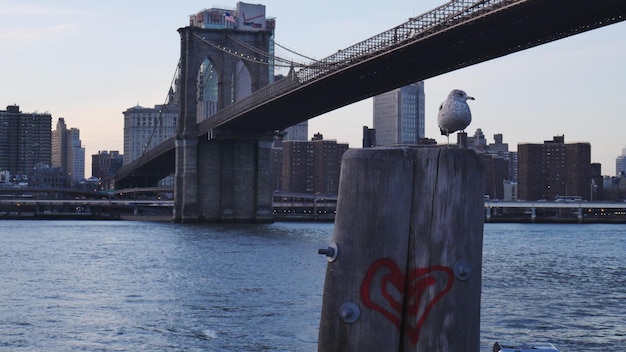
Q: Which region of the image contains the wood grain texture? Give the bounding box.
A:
[318,148,485,352]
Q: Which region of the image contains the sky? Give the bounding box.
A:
[1,1,625,176]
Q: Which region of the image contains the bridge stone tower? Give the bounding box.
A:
[174,23,274,222]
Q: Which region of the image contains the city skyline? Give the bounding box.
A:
[2,1,625,175]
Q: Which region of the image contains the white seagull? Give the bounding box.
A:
[437,89,475,144]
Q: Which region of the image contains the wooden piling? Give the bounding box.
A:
[318,147,485,351]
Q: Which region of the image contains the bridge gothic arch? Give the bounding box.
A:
[233,60,252,102]
[197,56,255,121]
[197,58,219,121]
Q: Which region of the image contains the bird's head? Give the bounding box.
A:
[450,89,475,101]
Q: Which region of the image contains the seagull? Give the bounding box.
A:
[437,89,475,144]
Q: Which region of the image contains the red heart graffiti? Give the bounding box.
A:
[360,258,454,345]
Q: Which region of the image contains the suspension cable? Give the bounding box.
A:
[137,60,179,162]
[227,33,319,63]
[193,33,307,68]
[272,40,319,63]
[227,34,274,60]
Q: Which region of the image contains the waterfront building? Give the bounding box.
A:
[123,101,177,165]
[503,180,518,201]
[281,140,314,193]
[491,133,509,153]
[283,121,308,141]
[362,126,376,147]
[518,143,543,200]
[466,128,487,150]
[506,151,518,183]
[123,99,177,186]
[52,118,85,183]
[0,105,51,179]
[591,162,603,201]
[311,133,349,195]
[465,129,510,154]
[269,126,308,193]
[464,129,517,199]
[602,175,626,201]
[479,153,510,200]
[373,81,425,146]
[27,163,67,188]
[565,141,592,200]
[92,150,123,180]
[518,135,591,201]
[615,146,626,176]
[280,133,348,195]
[271,140,283,191]
[0,171,9,184]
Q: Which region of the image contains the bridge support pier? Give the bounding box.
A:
[173,131,274,223]
[173,138,200,222]
[198,132,274,222]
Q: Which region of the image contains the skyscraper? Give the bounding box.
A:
[68,128,85,181]
[123,98,178,187]
[615,146,626,176]
[0,105,51,178]
[283,121,308,141]
[373,81,425,146]
[52,117,85,182]
[123,101,177,165]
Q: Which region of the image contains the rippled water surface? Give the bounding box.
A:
[481,223,626,351]
[0,221,624,351]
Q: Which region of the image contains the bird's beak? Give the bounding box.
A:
[468,96,475,100]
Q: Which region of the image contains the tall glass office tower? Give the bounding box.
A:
[373,81,425,146]
[616,146,626,176]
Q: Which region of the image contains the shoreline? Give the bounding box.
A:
[3,213,626,224]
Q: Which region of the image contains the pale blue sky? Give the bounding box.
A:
[1,1,625,175]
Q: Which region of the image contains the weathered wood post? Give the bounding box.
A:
[318,147,485,351]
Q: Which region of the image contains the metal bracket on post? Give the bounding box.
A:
[454,260,472,281]
[339,302,360,323]
[318,242,338,262]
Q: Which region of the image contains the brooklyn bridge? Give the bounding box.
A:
[110,0,626,222]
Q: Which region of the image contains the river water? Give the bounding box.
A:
[0,221,624,351]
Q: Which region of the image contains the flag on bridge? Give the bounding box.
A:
[224,12,236,24]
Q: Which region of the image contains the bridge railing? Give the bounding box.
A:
[200,0,522,131]
[291,0,522,84]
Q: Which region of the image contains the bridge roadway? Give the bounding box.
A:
[485,200,626,223]
[0,199,174,208]
[3,198,624,211]
[278,199,626,222]
[115,0,626,188]
[485,200,626,210]
[3,197,626,222]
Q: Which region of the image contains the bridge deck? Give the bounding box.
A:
[115,0,626,188]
